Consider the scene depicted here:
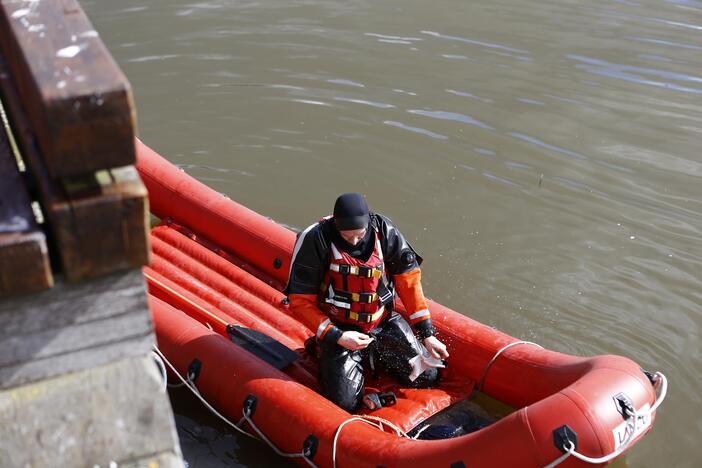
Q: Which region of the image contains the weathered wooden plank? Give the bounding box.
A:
[0,0,136,178]
[0,53,150,281]
[0,268,153,390]
[0,231,52,294]
[54,165,151,281]
[0,101,52,296]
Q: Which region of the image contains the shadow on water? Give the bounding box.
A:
[168,387,292,467]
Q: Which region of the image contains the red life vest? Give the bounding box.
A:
[318,232,392,331]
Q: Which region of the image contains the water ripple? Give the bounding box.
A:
[268,84,305,91]
[327,78,365,88]
[627,36,702,52]
[601,7,702,31]
[408,109,493,130]
[658,18,702,30]
[509,132,587,160]
[393,89,417,96]
[421,30,528,54]
[378,39,413,44]
[292,99,332,107]
[516,98,545,106]
[383,120,448,140]
[120,6,148,13]
[364,33,423,42]
[599,144,702,176]
[196,54,236,61]
[128,54,180,63]
[475,148,496,156]
[334,97,395,108]
[569,54,702,83]
[666,0,702,8]
[550,176,609,197]
[569,54,702,95]
[504,161,531,171]
[481,171,522,188]
[446,89,493,103]
[638,54,673,63]
[271,144,312,153]
[543,94,584,105]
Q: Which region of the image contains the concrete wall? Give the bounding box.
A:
[0,270,183,467]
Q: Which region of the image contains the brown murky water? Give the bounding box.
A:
[84,0,701,466]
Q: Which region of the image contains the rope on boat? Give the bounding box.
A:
[331,415,411,468]
[152,345,318,467]
[476,340,544,393]
[152,346,258,441]
[167,380,187,389]
[544,371,668,468]
[240,409,318,467]
[150,351,168,392]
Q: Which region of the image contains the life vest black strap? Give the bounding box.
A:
[377,281,394,306]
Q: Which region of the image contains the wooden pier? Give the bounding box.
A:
[0,0,182,466]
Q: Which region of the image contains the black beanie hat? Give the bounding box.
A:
[333,193,370,230]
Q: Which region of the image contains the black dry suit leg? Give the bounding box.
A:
[371,312,439,388]
[318,339,365,412]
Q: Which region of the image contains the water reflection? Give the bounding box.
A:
[408,109,494,130]
[420,30,528,55]
[568,54,702,95]
[628,36,702,52]
[333,96,396,108]
[383,120,449,140]
[509,132,587,161]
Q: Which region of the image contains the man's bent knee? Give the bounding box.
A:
[321,376,364,412]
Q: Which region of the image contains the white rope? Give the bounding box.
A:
[150,351,168,392]
[477,340,544,393]
[152,346,258,441]
[412,424,431,439]
[241,411,318,467]
[360,414,409,437]
[640,372,668,416]
[331,415,411,468]
[544,371,668,467]
[153,345,318,466]
[545,408,638,468]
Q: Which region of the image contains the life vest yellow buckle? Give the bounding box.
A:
[330,263,383,279]
[350,292,378,303]
[347,306,385,323]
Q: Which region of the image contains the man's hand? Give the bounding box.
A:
[423,335,449,360]
[337,331,374,350]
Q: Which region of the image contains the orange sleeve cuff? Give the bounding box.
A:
[394,268,431,325]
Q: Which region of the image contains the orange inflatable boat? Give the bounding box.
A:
[136,139,666,467]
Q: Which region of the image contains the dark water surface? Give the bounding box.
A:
[84,0,701,466]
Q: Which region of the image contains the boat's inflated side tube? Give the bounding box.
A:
[136,138,295,285]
